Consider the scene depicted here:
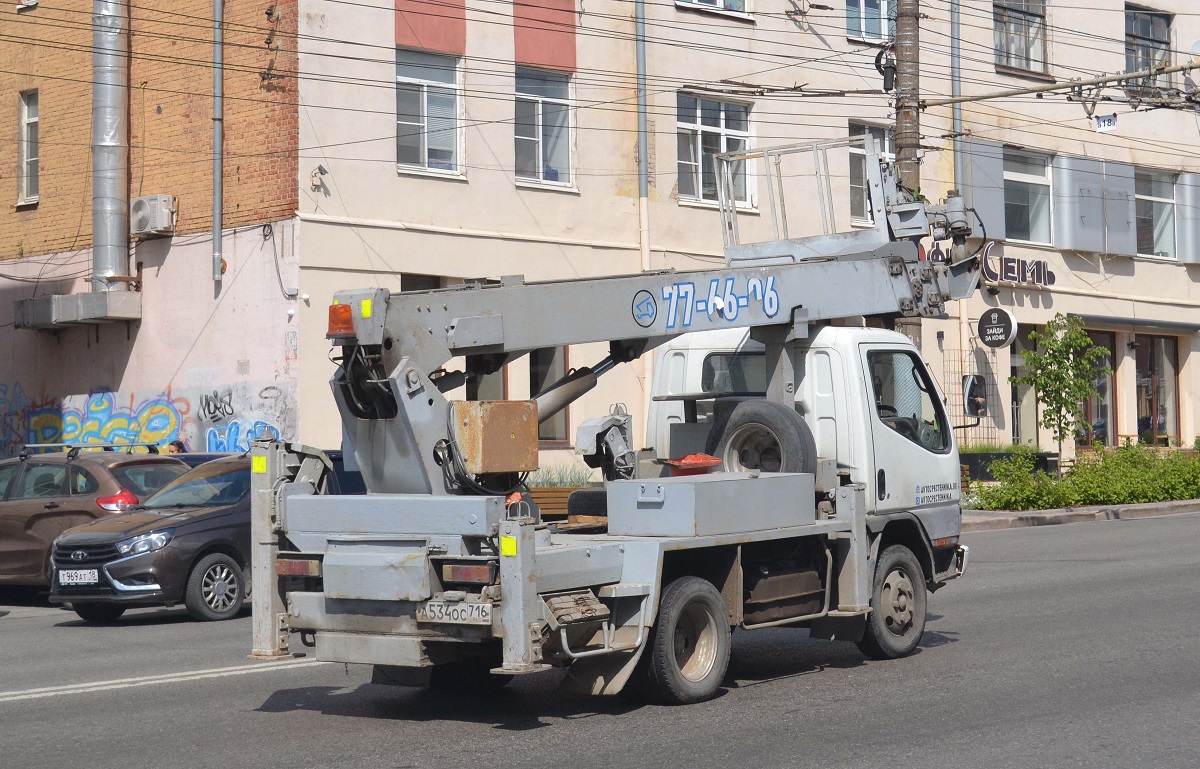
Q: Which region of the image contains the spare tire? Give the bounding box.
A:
[566,487,608,517]
[706,399,817,474]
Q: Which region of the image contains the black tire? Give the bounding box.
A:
[428,658,513,691]
[184,553,245,622]
[566,488,608,517]
[706,399,817,474]
[73,603,126,623]
[633,576,731,705]
[857,544,927,660]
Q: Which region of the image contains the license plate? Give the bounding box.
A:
[59,569,99,586]
[415,600,492,626]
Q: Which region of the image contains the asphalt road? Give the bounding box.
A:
[2,512,1198,769]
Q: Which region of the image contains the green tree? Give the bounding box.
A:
[1010,313,1111,469]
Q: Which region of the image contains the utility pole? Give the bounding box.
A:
[894,0,921,191]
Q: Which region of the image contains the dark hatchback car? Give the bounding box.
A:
[0,450,189,586]
[50,453,365,623]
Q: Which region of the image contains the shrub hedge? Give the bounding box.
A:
[971,444,1200,511]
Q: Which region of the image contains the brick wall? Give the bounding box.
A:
[0,0,299,261]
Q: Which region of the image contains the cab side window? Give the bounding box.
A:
[14,464,68,498]
[867,350,949,454]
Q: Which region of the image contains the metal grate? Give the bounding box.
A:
[941,346,1003,447]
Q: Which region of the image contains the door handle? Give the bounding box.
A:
[44,502,60,510]
[876,469,886,501]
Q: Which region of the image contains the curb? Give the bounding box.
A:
[962,499,1200,532]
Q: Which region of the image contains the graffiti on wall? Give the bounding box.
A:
[0,380,297,457]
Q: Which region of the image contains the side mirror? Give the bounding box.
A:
[962,375,988,417]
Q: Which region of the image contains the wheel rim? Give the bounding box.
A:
[879,566,915,637]
[672,600,720,682]
[721,422,783,473]
[202,563,239,612]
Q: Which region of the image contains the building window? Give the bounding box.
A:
[677,93,749,203]
[849,123,892,223]
[1003,150,1052,244]
[18,90,38,203]
[680,0,745,13]
[1135,169,1176,258]
[396,50,460,173]
[1134,335,1178,446]
[515,68,571,184]
[1076,331,1115,449]
[993,1,1046,73]
[1125,6,1172,93]
[530,347,568,442]
[846,1,894,43]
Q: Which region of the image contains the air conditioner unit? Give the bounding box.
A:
[130,194,176,237]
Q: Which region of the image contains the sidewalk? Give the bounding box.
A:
[962,499,1200,532]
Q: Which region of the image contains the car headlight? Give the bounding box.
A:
[115,530,174,556]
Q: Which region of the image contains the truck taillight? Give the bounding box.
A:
[96,489,139,512]
[276,558,322,577]
[442,563,496,585]
[932,536,959,548]
[327,303,356,339]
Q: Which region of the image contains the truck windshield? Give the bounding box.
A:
[143,461,251,508]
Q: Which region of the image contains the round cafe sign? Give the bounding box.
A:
[977,307,1017,349]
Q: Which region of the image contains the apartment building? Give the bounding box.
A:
[1,1,1197,461]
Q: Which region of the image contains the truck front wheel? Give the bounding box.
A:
[635,576,731,705]
[857,545,927,660]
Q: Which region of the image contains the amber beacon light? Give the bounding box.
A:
[327,303,356,339]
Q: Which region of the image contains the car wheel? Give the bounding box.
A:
[73,603,126,623]
[184,553,245,621]
[856,545,928,660]
[632,576,731,705]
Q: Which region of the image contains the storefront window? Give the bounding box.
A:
[1075,331,1115,448]
[1134,335,1178,446]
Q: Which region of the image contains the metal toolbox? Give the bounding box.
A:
[605,473,815,537]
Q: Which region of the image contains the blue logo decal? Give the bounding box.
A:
[632,290,657,327]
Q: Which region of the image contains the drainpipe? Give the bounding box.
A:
[635,0,650,274]
[635,0,654,438]
[213,0,225,283]
[92,0,130,292]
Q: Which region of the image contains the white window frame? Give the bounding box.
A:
[514,67,573,186]
[676,93,752,205]
[395,50,462,176]
[849,123,892,224]
[676,0,748,17]
[993,0,1047,73]
[847,0,894,44]
[18,89,38,204]
[1135,168,1176,259]
[1002,150,1053,245]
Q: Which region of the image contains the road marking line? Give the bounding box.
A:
[0,658,331,703]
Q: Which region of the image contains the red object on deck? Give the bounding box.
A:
[662,453,723,477]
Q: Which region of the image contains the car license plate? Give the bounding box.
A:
[415,600,492,626]
[59,569,99,586]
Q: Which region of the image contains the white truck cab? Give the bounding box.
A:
[648,326,963,544]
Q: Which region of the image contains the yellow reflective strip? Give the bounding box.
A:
[361,298,373,319]
[251,456,267,474]
[500,535,517,557]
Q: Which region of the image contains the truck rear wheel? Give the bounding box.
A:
[857,544,927,660]
[707,400,817,474]
[634,576,731,705]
